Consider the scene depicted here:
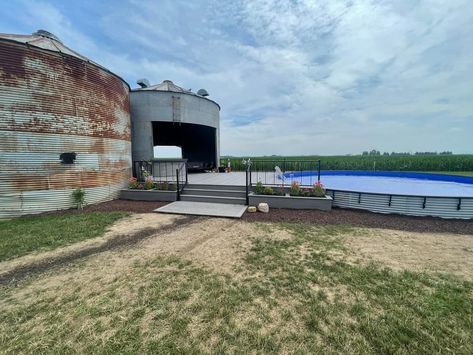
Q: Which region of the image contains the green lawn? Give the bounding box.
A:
[0,212,127,262]
[1,223,471,354]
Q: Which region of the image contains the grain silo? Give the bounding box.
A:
[0,30,131,218]
[130,80,220,171]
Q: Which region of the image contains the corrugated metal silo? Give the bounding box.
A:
[0,30,131,218]
[130,80,220,171]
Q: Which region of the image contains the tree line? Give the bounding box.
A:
[362,150,453,156]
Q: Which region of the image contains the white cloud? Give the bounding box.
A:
[3,0,472,155]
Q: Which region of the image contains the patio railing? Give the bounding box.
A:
[133,159,188,183]
[248,159,321,188]
[176,162,188,200]
[133,159,188,199]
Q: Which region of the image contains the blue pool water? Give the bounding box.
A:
[282,171,473,197]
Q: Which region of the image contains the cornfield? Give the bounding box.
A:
[221,155,473,172]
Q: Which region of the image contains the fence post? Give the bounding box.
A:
[245,168,249,205]
[317,160,321,183]
[176,168,180,201]
[185,162,188,185]
[249,163,252,186]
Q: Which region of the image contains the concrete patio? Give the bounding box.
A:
[188,172,279,186]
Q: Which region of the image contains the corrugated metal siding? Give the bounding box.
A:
[0,182,126,218]
[0,39,131,218]
[327,190,473,219]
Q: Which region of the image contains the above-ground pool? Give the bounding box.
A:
[284,171,473,197]
[283,171,473,219]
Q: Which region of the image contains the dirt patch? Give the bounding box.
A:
[345,228,473,281]
[0,214,196,285]
[243,208,473,235]
[136,218,267,275]
[0,214,281,287]
[0,214,176,274]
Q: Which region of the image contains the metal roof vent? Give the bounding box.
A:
[197,89,209,97]
[32,29,62,43]
[137,78,150,88]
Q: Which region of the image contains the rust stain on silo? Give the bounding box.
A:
[0,34,132,218]
[0,41,130,140]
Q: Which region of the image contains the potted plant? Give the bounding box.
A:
[249,181,332,210]
[121,176,177,201]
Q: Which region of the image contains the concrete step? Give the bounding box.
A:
[155,201,247,218]
[185,184,246,192]
[182,188,246,198]
[180,194,247,205]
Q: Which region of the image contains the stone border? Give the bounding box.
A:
[120,189,177,202]
[248,193,332,211]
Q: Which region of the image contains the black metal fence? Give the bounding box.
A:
[133,159,188,183]
[248,159,321,187]
[133,159,188,198]
[133,161,153,182]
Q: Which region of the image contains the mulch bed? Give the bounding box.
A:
[35,200,472,235]
[242,207,473,235]
[33,200,169,217]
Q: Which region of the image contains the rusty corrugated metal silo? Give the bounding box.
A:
[0,30,131,218]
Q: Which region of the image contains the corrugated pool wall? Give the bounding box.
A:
[327,190,473,219]
[0,40,131,218]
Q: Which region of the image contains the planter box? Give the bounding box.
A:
[120,189,177,202]
[248,193,332,211]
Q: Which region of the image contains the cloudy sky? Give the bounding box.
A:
[2,0,472,155]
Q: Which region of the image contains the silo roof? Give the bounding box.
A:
[0,30,130,88]
[136,80,192,93]
[132,79,220,109]
[0,30,94,62]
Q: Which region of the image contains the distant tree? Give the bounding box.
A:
[415,152,438,155]
[369,149,381,156]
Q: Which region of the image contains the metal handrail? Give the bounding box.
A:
[176,168,180,200]
[245,164,250,205]
[175,161,188,201]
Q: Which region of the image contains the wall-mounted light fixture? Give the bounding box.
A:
[60,152,77,164]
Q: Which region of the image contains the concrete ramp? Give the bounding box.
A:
[155,201,247,218]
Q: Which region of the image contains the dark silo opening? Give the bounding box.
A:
[152,122,217,171]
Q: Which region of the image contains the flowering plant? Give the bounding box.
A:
[144,176,155,190]
[290,181,301,196]
[128,177,139,189]
[313,181,326,197]
[255,181,265,194]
